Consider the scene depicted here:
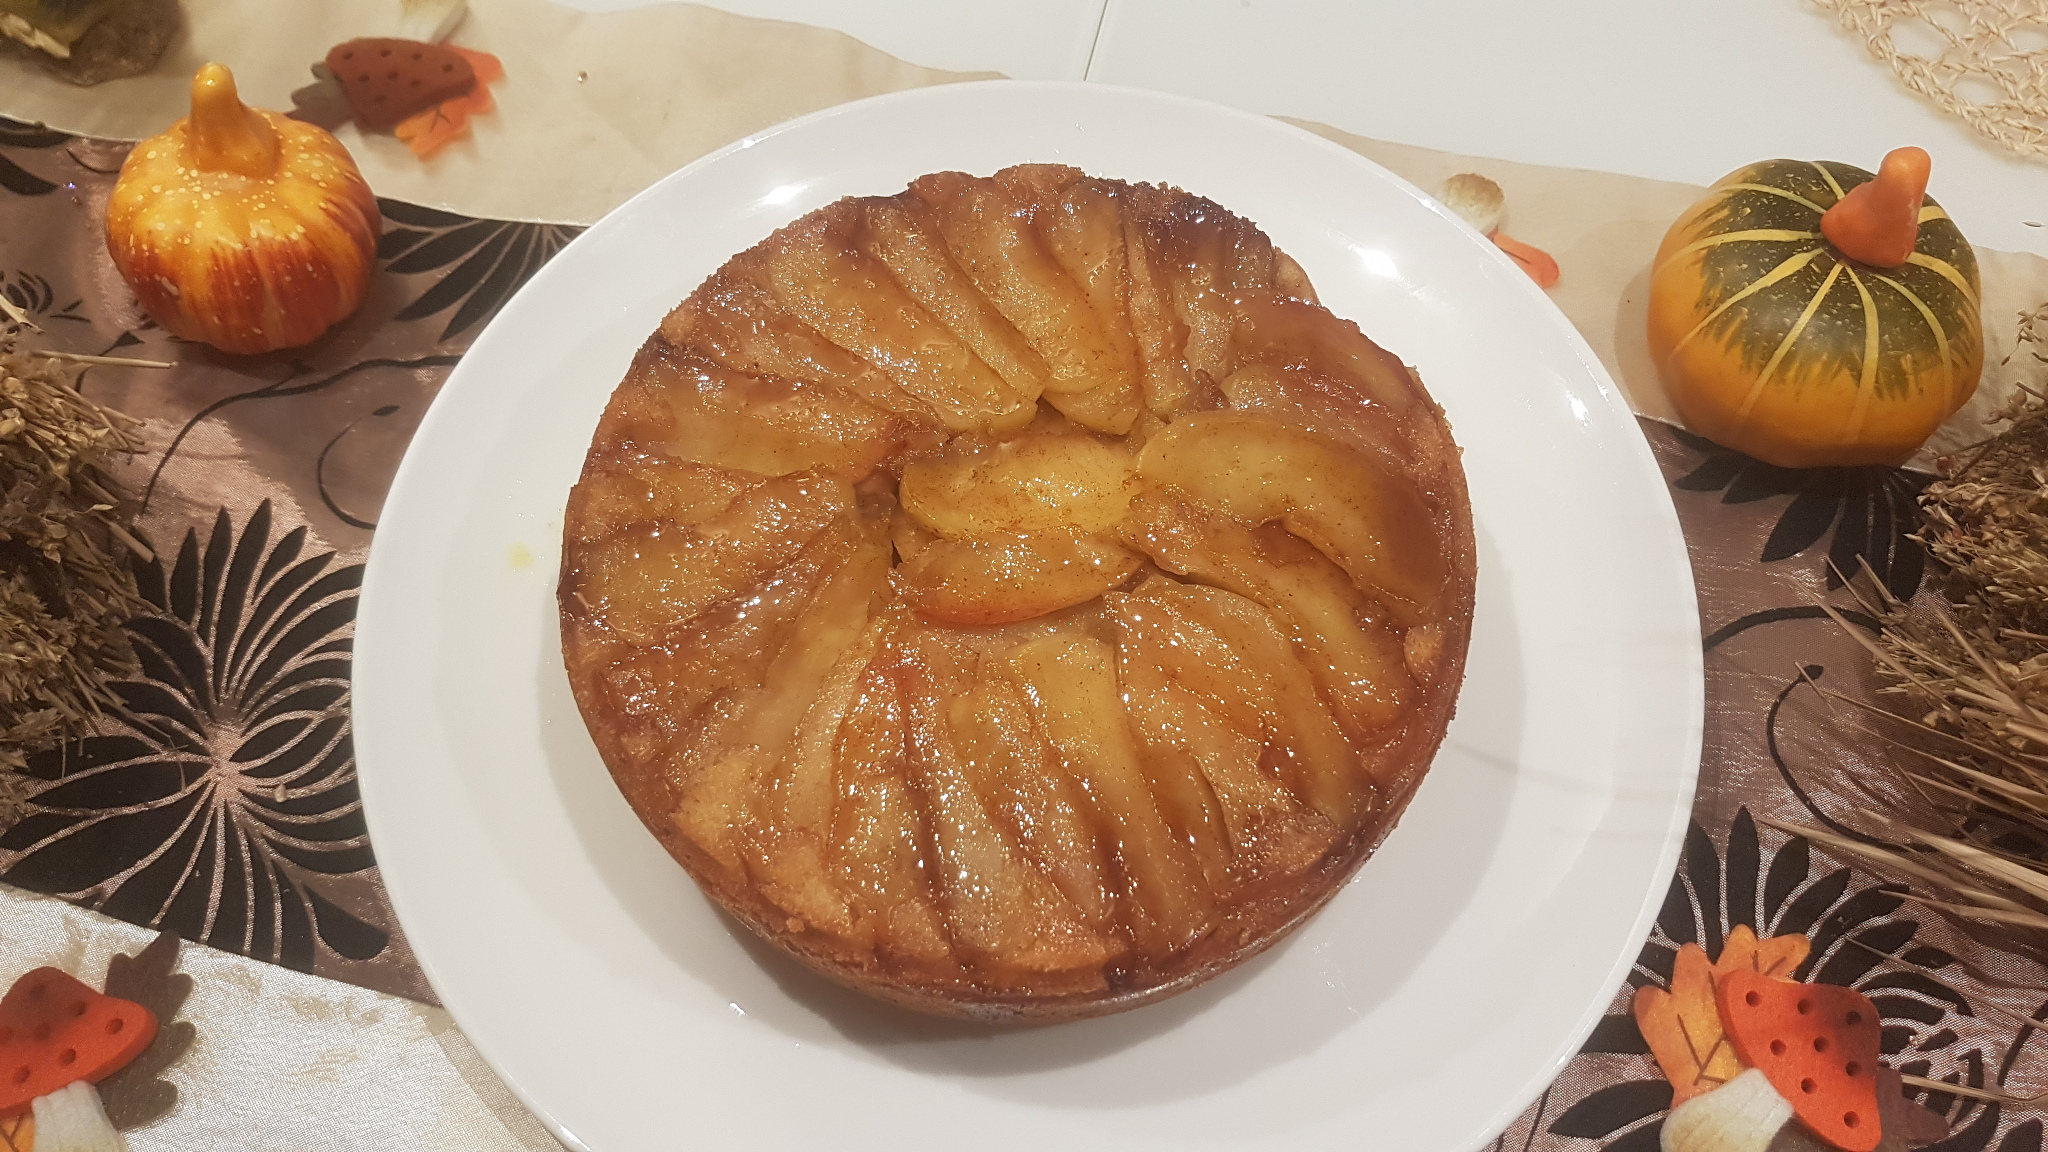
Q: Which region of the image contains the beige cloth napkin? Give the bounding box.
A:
[2,0,997,224]
[0,889,564,1151]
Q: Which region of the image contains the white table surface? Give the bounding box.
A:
[558,0,1108,81]
[1088,0,2048,258]
[566,0,2047,258]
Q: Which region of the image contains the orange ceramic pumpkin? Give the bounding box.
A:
[1647,153,1981,468]
[106,64,380,355]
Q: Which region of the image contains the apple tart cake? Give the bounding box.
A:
[559,165,1475,1020]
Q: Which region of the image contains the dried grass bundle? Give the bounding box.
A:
[1777,307,2048,939]
[0,334,150,772]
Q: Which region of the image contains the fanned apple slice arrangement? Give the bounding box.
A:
[559,165,1476,1019]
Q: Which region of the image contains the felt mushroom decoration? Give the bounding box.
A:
[1716,969,1884,1152]
[1639,930,1948,1152]
[0,968,158,1152]
[285,1,504,159]
[1438,173,1561,288]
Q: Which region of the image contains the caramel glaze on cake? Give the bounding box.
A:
[559,164,1475,1020]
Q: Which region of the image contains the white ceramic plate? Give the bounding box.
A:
[354,81,1702,1152]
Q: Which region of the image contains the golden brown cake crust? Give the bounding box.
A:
[559,165,1475,1020]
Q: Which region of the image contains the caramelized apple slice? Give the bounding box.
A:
[1137,410,1443,619]
[1119,668,1340,881]
[1274,251,1318,303]
[564,458,753,545]
[1121,491,1415,736]
[855,198,1050,403]
[673,523,887,872]
[898,640,1115,989]
[1129,187,1277,382]
[1123,201,1197,418]
[832,647,956,975]
[745,206,1033,435]
[741,618,886,951]
[614,339,910,478]
[1008,634,1214,956]
[1090,645,1236,892]
[1024,175,1143,434]
[989,162,1084,204]
[565,471,855,642]
[1217,362,1430,478]
[662,268,941,427]
[899,428,1135,539]
[908,173,1137,414]
[901,530,1140,625]
[948,669,1117,929]
[1116,579,1366,825]
[587,519,849,740]
[722,533,890,788]
[889,497,938,563]
[1230,291,1422,413]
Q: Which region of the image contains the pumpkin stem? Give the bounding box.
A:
[186,63,280,179]
[1820,147,1930,268]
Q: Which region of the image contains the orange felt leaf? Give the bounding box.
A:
[394,48,502,158]
[1718,923,1811,981]
[1634,927,1814,1106]
[1492,230,1560,289]
[0,1112,30,1152]
[453,47,503,85]
[1718,969,1884,1152]
[1635,944,1744,1105]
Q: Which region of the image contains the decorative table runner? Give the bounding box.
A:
[5,104,2048,1152]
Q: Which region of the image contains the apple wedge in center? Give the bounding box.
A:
[899,426,1136,539]
[900,530,1142,625]
[1137,410,1443,621]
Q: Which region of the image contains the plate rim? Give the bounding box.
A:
[354,77,1703,1152]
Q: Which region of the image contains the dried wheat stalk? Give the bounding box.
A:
[0,334,150,774]
[1777,308,2048,939]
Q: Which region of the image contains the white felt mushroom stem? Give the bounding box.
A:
[1662,1068,1793,1152]
[29,1081,125,1152]
[1439,173,1506,238]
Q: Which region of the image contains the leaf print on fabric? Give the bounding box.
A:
[1593,808,2040,1147]
[140,354,461,514]
[377,198,582,342]
[0,117,71,197]
[0,502,388,971]
[1547,1080,1672,1142]
[316,404,404,530]
[1,270,88,326]
[1669,427,1929,600]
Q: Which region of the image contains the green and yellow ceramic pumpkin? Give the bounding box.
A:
[1647,150,1982,468]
